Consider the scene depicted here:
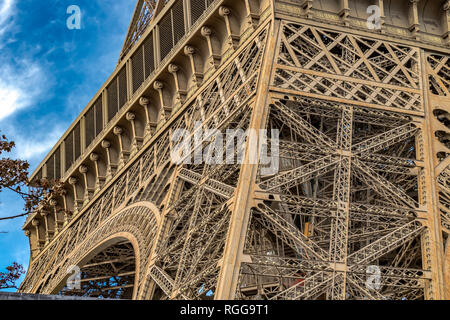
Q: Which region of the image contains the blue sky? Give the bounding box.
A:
[0,0,136,289]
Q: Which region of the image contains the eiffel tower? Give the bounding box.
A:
[19,0,449,300]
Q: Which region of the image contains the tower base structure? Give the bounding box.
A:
[20,0,449,300]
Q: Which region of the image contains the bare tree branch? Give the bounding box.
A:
[0,262,25,290]
[0,213,28,221]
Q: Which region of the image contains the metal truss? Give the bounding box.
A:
[20,0,449,300]
[237,20,444,301]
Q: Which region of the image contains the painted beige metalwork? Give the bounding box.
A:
[19,0,449,300]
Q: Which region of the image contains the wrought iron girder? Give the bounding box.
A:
[158,202,229,263]
[352,158,419,209]
[253,204,328,261]
[174,208,230,287]
[178,168,235,198]
[259,155,340,192]
[347,221,424,265]
[352,123,419,156]
[262,197,413,226]
[243,255,331,274]
[272,100,336,148]
[278,139,330,154]
[269,271,333,300]
[148,265,175,297]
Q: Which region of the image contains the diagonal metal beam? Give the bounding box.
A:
[352,123,418,155]
[352,158,419,209]
[178,168,235,198]
[272,100,336,148]
[269,271,333,300]
[259,155,340,191]
[148,265,175,297]
[347,220,424,265]
[254,204,328,261]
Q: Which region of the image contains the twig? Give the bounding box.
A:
[0,212,28,221]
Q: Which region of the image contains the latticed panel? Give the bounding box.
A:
[46,153,55,180]
[190,0,215,28]
[427,54,449,97]
[157,0,187,62]
[64,130,74,172]
[132,45,145,93]
[85,105,95,148]
[86,97,103,149]
[190,0,207,25]
[237,95,427,300]
[107,78,119,121]
[144,31,154,79]
[159,10,173,61]
[94,98,103,136]
[118,67,128,110]
[74,122,81,160]
[275,23,422,112]
[172,0,185,45]
[54,147,61,179]
[119,0,160,61]
[438,167,450,232]
[45,146,61,180]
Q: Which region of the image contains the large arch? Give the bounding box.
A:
[32,202,160,300]
[58,234,139,299]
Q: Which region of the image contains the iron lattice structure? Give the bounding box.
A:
[19,0,449,300]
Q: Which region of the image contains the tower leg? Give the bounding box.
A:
[215,20,280,300]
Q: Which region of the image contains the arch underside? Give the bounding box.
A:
[21,204,159,299]
[59,240,136,299]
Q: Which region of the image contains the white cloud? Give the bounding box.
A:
[0,0,13,22]
[0,85,19,118]
[0,0,15,36]
[0,62,44,121]
[11,124,63,160]
[0,0,49,122]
